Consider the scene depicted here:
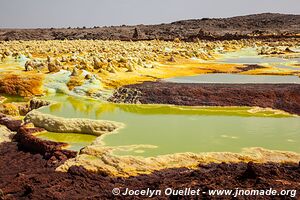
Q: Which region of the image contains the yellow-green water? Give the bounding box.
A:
[36,94,300,157]
[0,93,27,103]
[34,132,97,151]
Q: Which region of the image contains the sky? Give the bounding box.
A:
[0,0,299,28]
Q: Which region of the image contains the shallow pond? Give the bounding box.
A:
[218,47,300,70]
[165,74,300,84]
[0,93,27,103]
[34,131,97,151]
[36,95,300,157]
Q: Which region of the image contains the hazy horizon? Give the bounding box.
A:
[0,0,299,28]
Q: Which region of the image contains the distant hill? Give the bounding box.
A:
[0,13,299,41]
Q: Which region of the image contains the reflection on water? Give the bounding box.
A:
[34,131,97,151]
[37,94,300,157]
[218,47,300,71]
[166,74,300,84]
[0,93,27,103]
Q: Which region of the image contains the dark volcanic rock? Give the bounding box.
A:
[13,126,77,166]
[236,64,266,72]
[29,98,51,111]
[0,114,22,131]
[0,142,299,199]
[111,82,300,115]
[0,13,300,41]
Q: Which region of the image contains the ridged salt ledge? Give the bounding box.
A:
[57,145,300,177]
[24,110,124,136]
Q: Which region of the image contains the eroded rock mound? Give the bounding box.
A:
[29,98,52,111]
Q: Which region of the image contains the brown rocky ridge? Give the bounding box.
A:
[1,13,300,41]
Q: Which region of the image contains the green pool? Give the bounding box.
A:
[0,93,27,103]
[34,131,97,151]
[36,94,300,157]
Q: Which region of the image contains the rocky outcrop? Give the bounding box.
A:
[48,62,62,73]
[111,82,300,115]
[109,87,141,104]
[29,98,52,111]
[0,102,29,116]
[24,110,124,136]
[13,126,77,167]
[0,97,48,117]
[0,113,77,165]
[0,13,300,41]
[0,141,299,199]
[0,125,13,143]
[0,114,22,132]
[0,114,21,143]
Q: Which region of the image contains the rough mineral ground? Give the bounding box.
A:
[0,142,299,199]
[0,74,44,97]
[0,38,299,98]
[0,13,300,199]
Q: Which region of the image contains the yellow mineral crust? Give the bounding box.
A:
[100,62,240,89]
[0,102,28,116]
[1,39,299,91]
[0,72,44,97]
[57,145,300,177]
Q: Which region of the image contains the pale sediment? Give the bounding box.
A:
[0,125,13,143]
[57,144,300,177]
[24,110,124,136]
[0,96,6,103]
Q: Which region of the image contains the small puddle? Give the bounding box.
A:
[34,131,97,151]
[165,74,300,84]
[0,94,27,103]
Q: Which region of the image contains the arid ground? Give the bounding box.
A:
[0,13,300,199]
